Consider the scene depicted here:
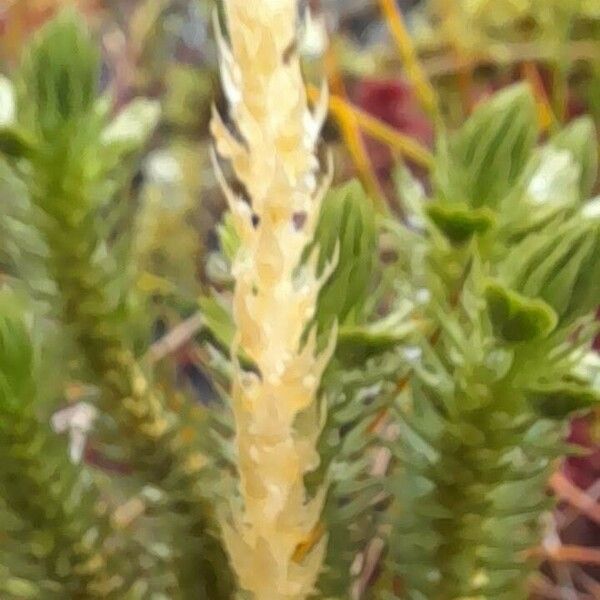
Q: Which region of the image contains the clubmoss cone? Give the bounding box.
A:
[211,1,337,597]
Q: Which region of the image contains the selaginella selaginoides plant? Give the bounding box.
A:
[381,85,600,599]
[0,11,233,599]
[210,0,338,597]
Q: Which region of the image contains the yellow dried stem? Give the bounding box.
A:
[377,0,440,118]
[521,62,557,133]
[211,2,336,598]
[324,46,390,211]
[308,87,435,170]
[324,94,387,211]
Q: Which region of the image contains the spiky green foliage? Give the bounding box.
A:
[0,13,232,599]
[383,85,600,599]
[313,354,406,598]
[0,294,140,599]
[386,277,570,600]
[200,180,417,598]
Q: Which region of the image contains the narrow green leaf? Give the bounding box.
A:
[336,310,417,365]
[216,212,240,264]
[198,293,236,352]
